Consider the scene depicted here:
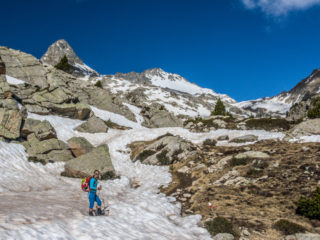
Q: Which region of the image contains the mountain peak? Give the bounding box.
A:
[41,39,98,78]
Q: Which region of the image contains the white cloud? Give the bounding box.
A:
[241,0,320,16]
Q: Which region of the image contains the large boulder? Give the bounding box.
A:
[229,135,258,143]
[0,76,11,99]
[234,151,270,160]
[0,108,22,139]
[62,145,116,180]
[22,118,56,140]
[132,134,195,165]
[0,47,48,88]
[75,115,108,133]
[286,119,320,138]
[49,102,91,120]
[141,103,183,128]
[0,99,19,110]
[26,133,69,155]
[28,150,74,164]
[67,137,94,157]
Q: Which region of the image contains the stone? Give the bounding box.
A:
[75,115,108,133]
[28,150,74,164]
[22,118,56,140]
[213,119,227,128]
[235,151,270,160]
[212,233,234,240]
[0,46,48,88]
[192,163,206,171]
[177,166,190,174]
[218,135,229,141]
[286,233,320,240]
[302,146,310,152]
[0,108,22,139]
[48,102,91,120]
[230,135,258,143]
[0,99,19,110]
[27,135,68,155]
[286,119,320,139]
[67,137,94,157]
[62,145,116,180]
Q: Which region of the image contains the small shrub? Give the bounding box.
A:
[211,99,226,116]
[156,149,170,165]
[94,80,103,88]
[296,187,320,220]
[246,168,264,178]
[205,217,238,237]
[307,104,320,119]
[55,55,71,73]
[273,219,306,235]
[245,118,290,131]
[136,150,156,161]
[203,138,217,147]
[230,157,250,167]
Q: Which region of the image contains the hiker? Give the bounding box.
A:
[88,169,102,216]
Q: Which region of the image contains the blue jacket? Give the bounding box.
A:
[89,177,98,193]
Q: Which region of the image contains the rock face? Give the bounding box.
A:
[62,145,116,180]
[140,103,183,128]
[75,115,108,133]
[26,133,69,155]
[67,137,94,157]
[21,118,56,140]
[41,39,98,77]
[0,108,22,139]
[132,134,196,165]
[0,47,48,87]
[286,119,320,138]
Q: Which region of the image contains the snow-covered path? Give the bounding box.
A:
[0,111,287,240]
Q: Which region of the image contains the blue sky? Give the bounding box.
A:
[1,0,320,101]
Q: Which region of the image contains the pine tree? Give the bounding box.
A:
[212,98,226,116]
[55,55,71,73]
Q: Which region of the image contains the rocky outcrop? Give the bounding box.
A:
[28,149,74,164]
[0,108,22,139]
[75,115,108,133]
[41,39,98,77]
[141,103,183,128]
[62,145,116,180]
[26,133,69,155]
[286,119,320,139]
[67,137,93,157]
[131,134,196,165]
[21,118,56,140]
[0,47,48,87]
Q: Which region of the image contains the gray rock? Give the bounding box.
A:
[0,47,48,88]
[230,135,258,143]
[0,108,22,139]
[28,150,74,164]
[235,151,270,160]
[48,102,91,120]
[75,115,108,133]
[286,119,320,139]
[212,233,234,240]
[26,134,68,155]
[213,119,227,128]
[134,135,194,165]
[62,145,116,180]
[218,135,229,141]
[22,118,56,140]
[67,137,94,157]
[0,78,11,99]
[0,99,19,110]
[286,233,320,240]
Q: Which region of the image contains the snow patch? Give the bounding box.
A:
[6,75,25,85]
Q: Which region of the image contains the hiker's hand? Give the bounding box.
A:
[98,186,102,190]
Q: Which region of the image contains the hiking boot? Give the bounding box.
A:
[97,208,102,216]
[89,211,94,216]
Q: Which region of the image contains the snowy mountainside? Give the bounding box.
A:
[233,68,320,117]
[94,69,246,119]
[41,39,98,78]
